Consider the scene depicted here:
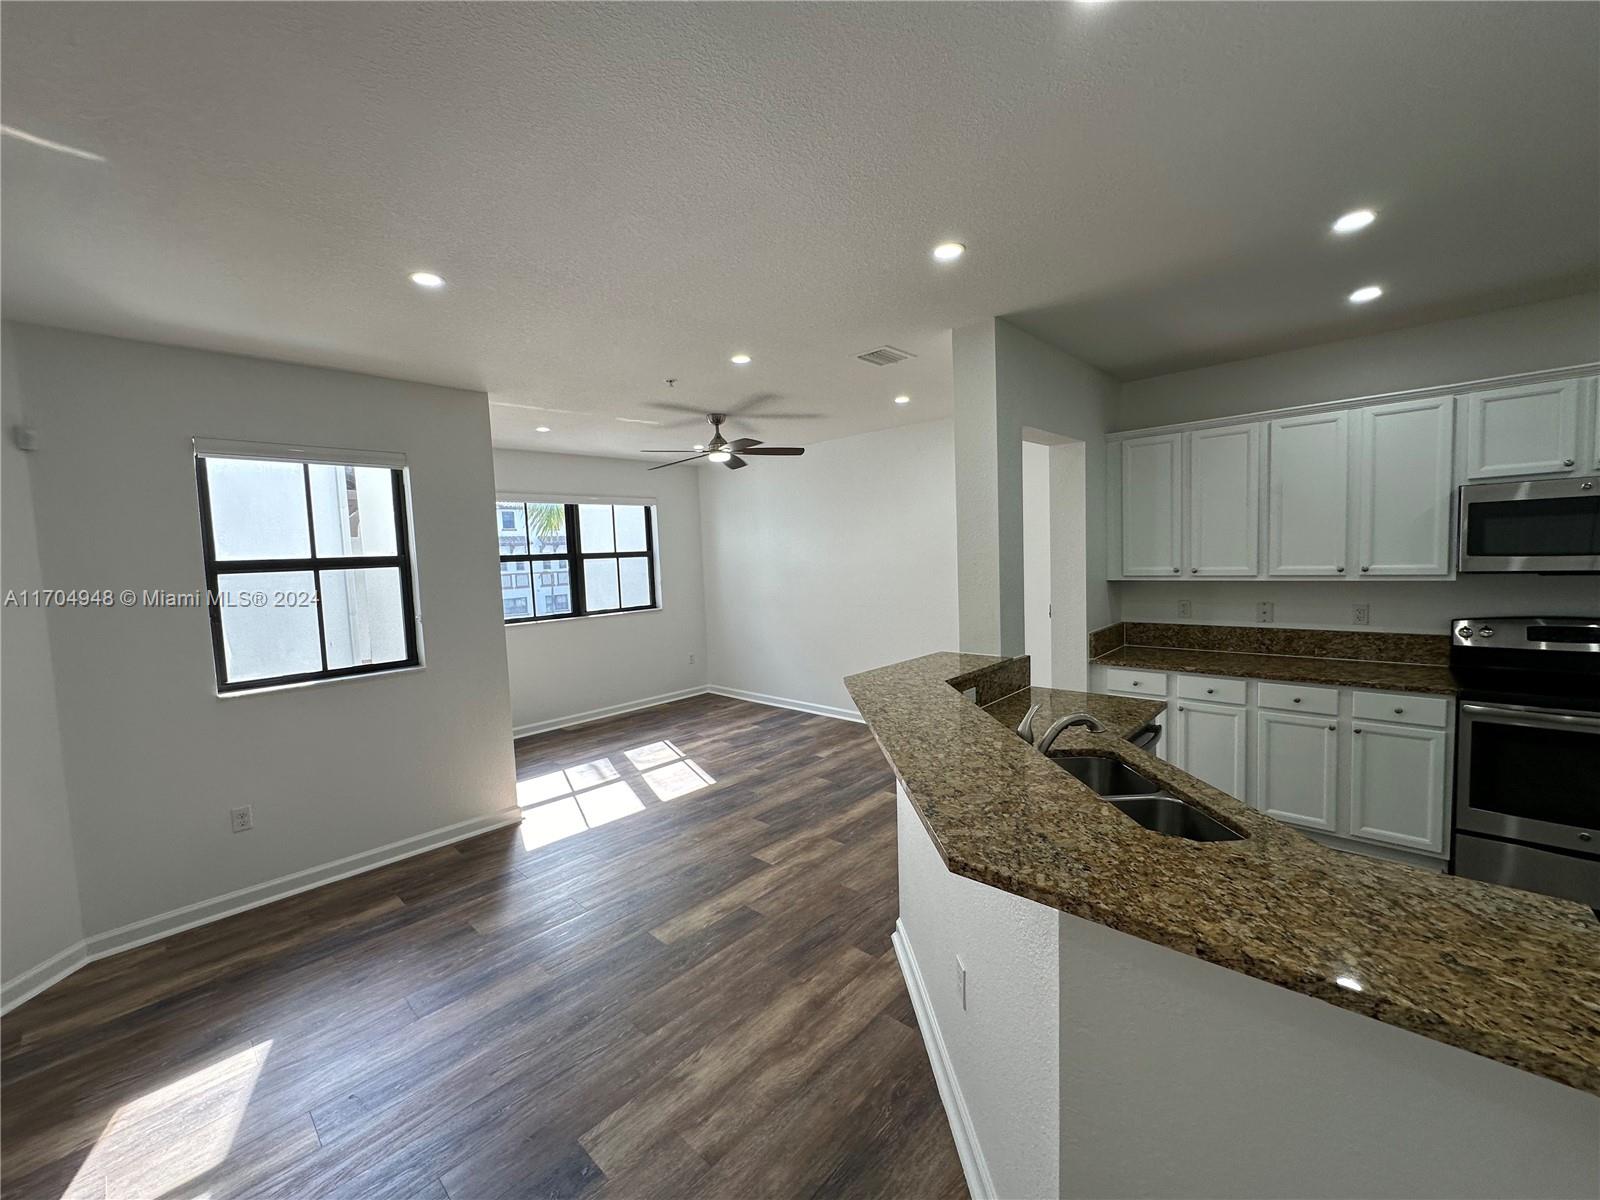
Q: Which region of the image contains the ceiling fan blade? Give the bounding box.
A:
[740,446,805,456]
[643,401,716,418]
[724,455,748,470]
[727,437,763,451]
[647,453,709,471]
[641,449,700,453]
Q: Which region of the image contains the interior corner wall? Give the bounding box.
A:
[492,447,708,733]
[1,323,86,999]
[4,322,518,946]
[954,317,1117,671]
[699,419,958,717]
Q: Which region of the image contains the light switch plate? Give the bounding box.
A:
[1256,601,1274,623]
[1353,604,1371,626]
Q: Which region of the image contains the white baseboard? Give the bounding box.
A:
[893,918,995,1200]
[1,809,518,1015]
[511,686,709,739]
[704,685,863,724]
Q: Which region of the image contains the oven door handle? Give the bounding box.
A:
[1460,702,1600,729]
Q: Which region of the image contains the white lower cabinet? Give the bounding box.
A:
[1348,720,1448,853]
[1254,709,1339,831]
[1170,698,1248,803]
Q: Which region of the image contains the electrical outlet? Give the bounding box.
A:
[1256,601,1274,623]
[230,805,253,833]
[1177,600,1192,619]
[688,653,696,665]
[1353,603,1371,626]
[955,955,967,1011]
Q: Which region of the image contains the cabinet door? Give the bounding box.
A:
[1254,710,1338,831]
[1185,423,1259,577]
[1268,411,1349,577]
[1120,434,1183,577]
[1349,721,1447,853]
[1173,700,1248,804]
[1463,379,1581,479]
[1589,378,1600,471]
[1356,397,1453,576]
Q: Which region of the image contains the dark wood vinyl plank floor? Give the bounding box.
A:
[1,694,965,1200]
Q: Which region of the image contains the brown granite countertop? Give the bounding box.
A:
[845,652,1600,1096]
[1094,644,1459,694]
[983,686,1165,742]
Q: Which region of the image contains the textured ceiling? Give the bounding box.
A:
[3,3,1596,456]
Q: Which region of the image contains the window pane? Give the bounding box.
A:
[321,567,408,670]
[619,557,651,608]
[206,458,310,561]
[501,559,533,620]
[534,559,573,618]
[497,502,529,556]
[614,505,647,552]
[309,464,398,557]
[217,570,321,682]
[528,503,568,554]
[578,504,615,553]
[584,557,620,611]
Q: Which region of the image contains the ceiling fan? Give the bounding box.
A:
[642,413,805,471]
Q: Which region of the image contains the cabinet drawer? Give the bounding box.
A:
[1258,681,1339,715]
[1176,674,1247,705]
[1102,668,1169,697]
[1352,690,1449,729]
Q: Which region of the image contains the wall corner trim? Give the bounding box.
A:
[1,809,519,1015]
[893,918,997,1200]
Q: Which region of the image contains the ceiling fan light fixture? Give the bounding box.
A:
[729,353,752,365]
[707,449,732,463]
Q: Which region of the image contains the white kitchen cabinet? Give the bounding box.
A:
[1267,411,1349,577]
[1349,720,1448,853]
[1462,379,1582,479]
[1171,699,1248,805]
[1355,396,1453,576]
[1589,379,1600,471]
[1185,423,1259,577]
[1120,433,1184,577]
[1254,709,1338,831]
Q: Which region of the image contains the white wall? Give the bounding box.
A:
[1119,576,1600,634]
[493,447,708,733]
[898,786,1060,1200]
[699,420,958,717]
[1,324,86,999]
[5,323,517,943]
[1022,441,1053,688]
[1117,292,1600,431]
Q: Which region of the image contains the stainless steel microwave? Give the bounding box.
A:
[1457,476,1600,573]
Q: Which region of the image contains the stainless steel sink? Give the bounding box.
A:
[1049,755,1164,797]
[1108,796,1244,842]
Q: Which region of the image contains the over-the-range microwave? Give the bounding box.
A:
[1457,475,1600,573]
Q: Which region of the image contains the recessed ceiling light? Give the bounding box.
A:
[535,425,551,433]
[409,271,445,289]
[894,395,911,406]
[932,242,965,263]
[1348,284,1383,305]
[1332,209,1376,234]
[729,353,752,365]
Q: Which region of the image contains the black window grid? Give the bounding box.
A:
[500,501,657,624]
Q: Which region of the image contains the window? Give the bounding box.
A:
[196,452,419,692]
[497,499,657,623]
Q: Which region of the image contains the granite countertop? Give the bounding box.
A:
[1094,644,1459,694]
[982,686,1165,742]
[845,652,1600,1096]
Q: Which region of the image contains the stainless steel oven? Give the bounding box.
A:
[1457,475,1600,573]
[1450,618,1600,909]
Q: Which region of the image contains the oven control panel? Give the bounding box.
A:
[1452,617,1600,651]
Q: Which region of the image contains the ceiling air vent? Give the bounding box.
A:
[856,345,916,367]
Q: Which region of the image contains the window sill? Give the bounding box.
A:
[216,663,425,699]
[504,605,663,629]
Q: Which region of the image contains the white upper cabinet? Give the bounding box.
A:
[1267,411,1349,576]
[1120,433,1183,577]
[1462,379,1583,479]
[1356,396,1453,577]
[1185,423,1259,577]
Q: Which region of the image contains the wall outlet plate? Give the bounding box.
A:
[956,955,967,1011]
[1353,604,1371,626]
[1177,600,1192,619]
[1256,601,1274,623]
[230,805,253,833]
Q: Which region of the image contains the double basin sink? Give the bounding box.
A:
[1050,755,1244,843]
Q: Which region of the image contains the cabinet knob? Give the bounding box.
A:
[1172,567,1180,574]
[1206,688,1215,694]
[1328,724,1336,731]
[1131,681,1141,687]
[1191,567,1199,574]
[1355,728,1363,734]
[1178,706,1185,712]
[1292,697,1302,704]
[1393,707,1404,714]
[1336,566,1345,573]
[1360,565,1370,573]
[1563,458,1575,467]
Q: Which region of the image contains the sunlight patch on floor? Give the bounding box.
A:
[63,1041,269,1200]
[518,743,715,850]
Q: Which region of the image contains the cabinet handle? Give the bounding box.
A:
[1206,688,1215,694]
[1191,567,1199,573]
[1328,724,1336,731]
[1178,706,1185,712]
[1336,566,1345,573]
[1172,567,1180,574]
[1292,697,1302,704]
[1563,458,1575,467]
[1355,728,1363,734]
[1393,707,1404,714]
[1361,565,1370,573]
[1131,681,1141,687]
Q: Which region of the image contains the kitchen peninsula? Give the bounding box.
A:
[845,652,1599,1200]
